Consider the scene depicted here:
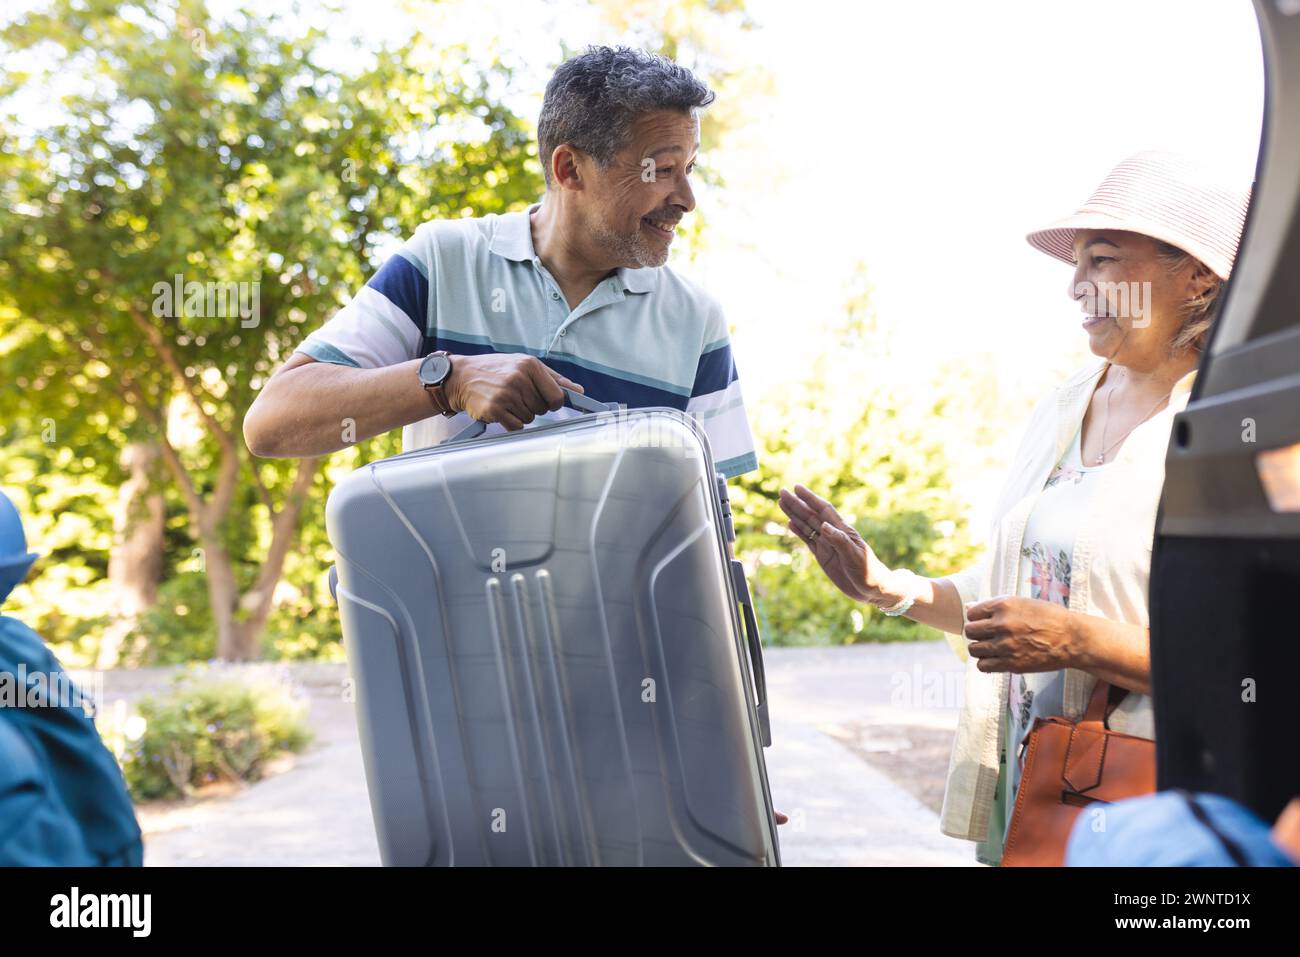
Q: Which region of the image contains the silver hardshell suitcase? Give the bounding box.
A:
[326,391,779,866]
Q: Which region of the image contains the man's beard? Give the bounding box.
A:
[590,217,669,269]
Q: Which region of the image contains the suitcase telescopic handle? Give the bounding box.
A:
[441,387,620,444]
[731,559,772,748]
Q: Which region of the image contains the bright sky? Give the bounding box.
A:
[699,0,1264,397]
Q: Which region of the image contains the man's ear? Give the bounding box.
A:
[550,144,586,191]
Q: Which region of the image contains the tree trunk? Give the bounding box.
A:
[96,440,166,668]
[234,456,322,657]
[205,535,248,661]
[103,328,324,663]
[208,456,321,661]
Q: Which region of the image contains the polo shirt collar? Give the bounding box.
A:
[487,205,538,263]
[490,202,658,295]
[616,265,657,295]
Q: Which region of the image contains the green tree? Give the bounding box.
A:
[0,0,542,659]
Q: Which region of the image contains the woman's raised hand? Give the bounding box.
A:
[778,484,890,604]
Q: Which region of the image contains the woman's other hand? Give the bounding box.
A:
[963,596,1083,673]
[778,484,888,603]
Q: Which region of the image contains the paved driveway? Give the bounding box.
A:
[132,643,979,866]
[761,643,977,866]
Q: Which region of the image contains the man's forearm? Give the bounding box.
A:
[244,357,434,458]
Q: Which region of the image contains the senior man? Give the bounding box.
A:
[243,46,756,479]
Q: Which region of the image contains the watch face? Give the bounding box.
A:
[419,352,451,386]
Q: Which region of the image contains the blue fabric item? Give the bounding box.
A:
[0,614,143,866]
[0,720,94,865]
[1066,791,1295,867]
[367,250,429,337]
[689,340,739,398]
[0,490,38,606]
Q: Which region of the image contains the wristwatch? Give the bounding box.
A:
[417,351,457,417]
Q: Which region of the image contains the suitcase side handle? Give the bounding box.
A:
[731,558,772,748]
[441,387,620,444]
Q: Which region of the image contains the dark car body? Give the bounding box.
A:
[1151,0,1300,825]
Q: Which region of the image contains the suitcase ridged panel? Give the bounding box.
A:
[328,410,778,866]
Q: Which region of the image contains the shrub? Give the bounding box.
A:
[119,669,312,801]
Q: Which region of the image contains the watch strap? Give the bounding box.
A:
[421,351,457,417]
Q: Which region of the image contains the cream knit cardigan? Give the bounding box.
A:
[937,357,1196,843]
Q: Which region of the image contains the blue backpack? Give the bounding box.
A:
[0,614,143,866]
[1066,789,1295,867]
[0,488,142,865]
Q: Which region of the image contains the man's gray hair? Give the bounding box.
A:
[537,46,714,186]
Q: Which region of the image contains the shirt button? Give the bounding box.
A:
[559,328,568,337]
[550,291,560,300]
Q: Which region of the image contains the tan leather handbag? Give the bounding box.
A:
[1001,678,1156,866]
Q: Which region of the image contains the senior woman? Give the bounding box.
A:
[779,151,1252,865]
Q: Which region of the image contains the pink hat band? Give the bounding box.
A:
[1026,151,1252,280]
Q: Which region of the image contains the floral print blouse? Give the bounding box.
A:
[980,424,1105,864]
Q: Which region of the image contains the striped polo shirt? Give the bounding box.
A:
[294,203,758,478]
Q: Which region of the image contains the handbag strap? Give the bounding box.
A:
[1081,678,1128,729]
[1063,679,1131,794]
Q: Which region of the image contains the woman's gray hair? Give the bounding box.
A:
[537,46,715,186]
[1156,240,1224,354]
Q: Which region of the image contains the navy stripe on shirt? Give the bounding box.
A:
[368,253,429,335]
[544,357,689,411]
[690,341,738,398]
[429,335,689,411]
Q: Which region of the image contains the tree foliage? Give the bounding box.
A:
[1,0,983,662]
[0,0,542,660]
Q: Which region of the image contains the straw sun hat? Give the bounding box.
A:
[1026,150,1252,280]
